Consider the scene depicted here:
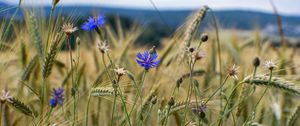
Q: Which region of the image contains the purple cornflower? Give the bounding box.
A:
[50,87,64,107]
[136,51,160,70]
[81,15,105,31]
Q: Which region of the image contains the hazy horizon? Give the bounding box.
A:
[3,0,300,16]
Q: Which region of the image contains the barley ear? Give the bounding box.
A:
[183,5,209,48]
[21,55,38,81]
[90,87,116,97]
[42,34,61,79]
[242,75,300,95]
[27,13,44,59]
[8,97,33,117]
[287,105,300,126]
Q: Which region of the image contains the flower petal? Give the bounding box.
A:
[150,53,158,61]
[136,53,144,60]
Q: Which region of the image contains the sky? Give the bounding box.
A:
[5,0,300,16]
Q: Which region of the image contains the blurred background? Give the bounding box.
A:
[1,0,300,46]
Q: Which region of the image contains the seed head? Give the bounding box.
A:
[265,60,276,70]
[188,47,195,53]
[97,41,109,54]
[200,33,208,42]
[228,64,239,80]
[62,23,77,36]
[0,90,12,103]
[253,57,260,67]
[114,66,127,77]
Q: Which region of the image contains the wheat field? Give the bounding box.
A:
[0,1,300,126]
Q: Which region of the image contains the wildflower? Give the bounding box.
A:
[200,33,208,42]
[0,90,12,103]
[81,15,105,31]
[191,102,207,119]
[228,64,239,80]
[95,16,105,27]
[97,41,109,54]
[114,66,127,77]
[265,60,276,70]
[194,50,206,60]
[50,87,64,107]
[136,51,160,70]
[62,23,77,36]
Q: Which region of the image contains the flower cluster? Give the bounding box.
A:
[81,15,105,31]
[50,87,64,107]
[136,51,160,70]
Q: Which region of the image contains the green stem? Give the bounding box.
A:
[128,76,143,116]
[85,95,91,126]
[111,90,117,126]
[117,86,132,126]
[205,75,229,104]
[244,69,273,124]
[182,60,196,124]
[45,107,53,125]
[45,5,56,52]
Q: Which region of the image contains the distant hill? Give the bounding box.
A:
[1,2,300,38]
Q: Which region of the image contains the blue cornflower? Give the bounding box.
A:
[49,87,64,107]
[81,15,105,31]
[136,51,160,70]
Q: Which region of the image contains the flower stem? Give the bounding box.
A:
[245,69,273,123]
[205,75,229,104]
[45,107,53,125]
[85,95,91,126]
[117,85,132,126]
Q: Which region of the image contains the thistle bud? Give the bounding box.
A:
[53,0,60,6]
[168,97,175,106]
[200,33,208,42]
[188,47,195,53]
[253,57,260,67]
[151,96,157,105]
[149,46,157,55]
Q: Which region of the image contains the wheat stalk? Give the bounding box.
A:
[183,5,209,48]
[8,97,33,117]
[21,55,38,81]
[90,87,116,97]
[27,13,44,59]
[176,70,205,87]
[158,100,199,122]
[287,105,300,126]
[242,75,300,95]
[42,34,61,79]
